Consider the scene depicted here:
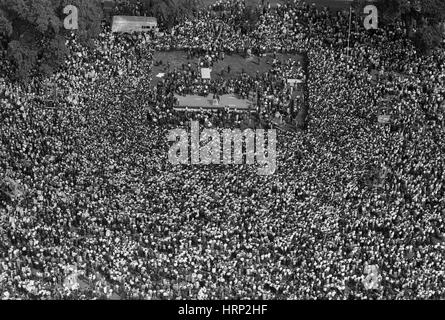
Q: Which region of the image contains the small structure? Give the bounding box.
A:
[201,68,211,80]
[111,16,158,33]
[174,94,251,112]
[378,115,391,124]
[287,78,303,86]
[362,263,381,290]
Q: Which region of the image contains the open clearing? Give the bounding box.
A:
[152,50,304,86]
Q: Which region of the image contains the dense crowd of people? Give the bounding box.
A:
[1,0,444,299]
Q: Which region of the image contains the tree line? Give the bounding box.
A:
[0,0,443,80]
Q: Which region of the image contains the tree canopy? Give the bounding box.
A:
[0,0,103,80]
[123,0,199,29]
[376,0,445,52]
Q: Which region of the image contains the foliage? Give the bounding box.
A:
[139,0,200,29]
[240,3,260,34]
[411,25,442,54]
[0,0,103,80]
[376,0,445,25]
[376,0,445,52]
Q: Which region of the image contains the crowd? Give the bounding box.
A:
[154,54,304,122]
[1,0,444,299]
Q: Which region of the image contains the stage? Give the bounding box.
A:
[174,94,254,112]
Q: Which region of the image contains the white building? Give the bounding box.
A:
[111,16,158,33]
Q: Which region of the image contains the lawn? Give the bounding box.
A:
[152,51,304,86]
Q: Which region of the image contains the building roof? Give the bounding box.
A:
[112,16,157,24]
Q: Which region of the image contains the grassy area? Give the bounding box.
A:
[210,53,303,80]
[151,50,304,85]
[199,0,282,8]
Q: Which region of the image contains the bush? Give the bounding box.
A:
[0,0,103,80]
[412,25,442,54]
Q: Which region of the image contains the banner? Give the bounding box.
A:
[201,68,211,79]
[378,115,391,124]
[287,79,303,85]
[362,264,381,290]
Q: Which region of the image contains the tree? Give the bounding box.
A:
[376,0,445,51]
[418,0,445,25]
[139,0,200,29]
[412,25,442,54]
[0,0,103,80]
[240,3,260,34]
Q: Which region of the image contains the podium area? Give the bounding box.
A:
[174,94,254,112]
